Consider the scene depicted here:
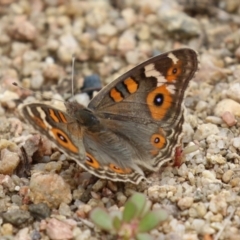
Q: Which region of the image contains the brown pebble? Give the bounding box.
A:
[222,170,234,183]
[29,172,72,208]
[221,111,237,126]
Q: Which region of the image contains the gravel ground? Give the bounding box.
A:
[1,0,240,239]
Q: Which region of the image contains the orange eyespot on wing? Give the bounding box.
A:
[151,133,166,149]
[123,77,138,94]
[166,60,182,82]
[150,129,166,156]
[109,163,132,174]
[146,85,172,120]
[85,153,100,169]
[51,128,78,153]
[110,88,124,102]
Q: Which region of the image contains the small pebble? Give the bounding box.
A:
[222,170,234,183]
[194,123,220,141]
[177,197,194,210]
[230,177,240,187]
[92,179,106,192]
[30,71,44,90]
[2,209,33,227]
[215,99,240,117]
[15,227,31,240]
[46,218,73,240]
[59,202,72,217]
[0,223,13,236]
[191,219,205,233]
[202,170,217,181]
[0,148,20,175]
[117,30,136,53]
[221,111,237,126]
[29,172,72,208]
[206,153,226,165]
[232,137,240,149]
[82,74,102,94]
[209,195,227,215]
[29,203,51,220]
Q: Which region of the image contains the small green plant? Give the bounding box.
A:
[90,192,168,240]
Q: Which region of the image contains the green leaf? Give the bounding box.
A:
[122,200,137,222]
[139,200,151,218]
[109,210,122,221]
[136,233,154,240]
[138,209,168,233]
[112,215,122,230]
[128,193,147,217]
[90,207,113,232]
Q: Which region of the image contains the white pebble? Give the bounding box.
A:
[177,197,193,210]
[215,99,240,117]
[202,170,216,181]
[232,137,240,149]
[194,123,219,141]
[192,219,205,233]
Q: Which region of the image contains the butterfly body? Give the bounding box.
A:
[21,48,198,184]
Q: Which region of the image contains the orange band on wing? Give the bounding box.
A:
[85,153,100,169]
[51,128,78,153]
[123,77,138,94]
[49,109,60,123]
[109,163,132,174]
[110,88,124,102]
[146,85,172,120]
[33,116,47,130]
[58,112,68,123]
[166,60,182,82]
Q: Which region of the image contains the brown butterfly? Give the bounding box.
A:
[20,48,198,184]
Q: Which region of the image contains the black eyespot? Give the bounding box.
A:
[113,165,120,170]
[57,133,67,142]
[154,93,164,106]
[154,137,160,143]
[172,68,177,74]
[86,156,93,163]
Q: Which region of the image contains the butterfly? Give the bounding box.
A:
[20,48,198,184]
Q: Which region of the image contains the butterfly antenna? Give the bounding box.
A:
[12,82,64,102]
[12,82,32,92]
[71,55,76,98]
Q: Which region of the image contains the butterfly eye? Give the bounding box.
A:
[85,154,100,169]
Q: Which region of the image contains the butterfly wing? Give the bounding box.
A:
[89,48,197,126]
[21,103,86,161]
[21,102,148,184]
[86,48,198,176]
[20,48,198,184]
